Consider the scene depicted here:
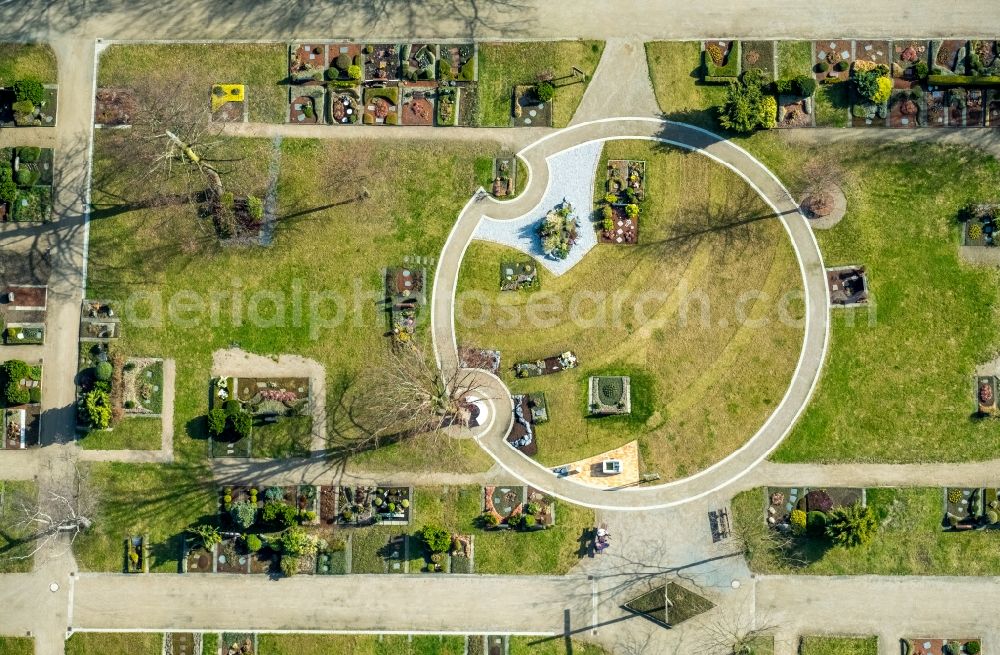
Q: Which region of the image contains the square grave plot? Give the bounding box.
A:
[400,88,435,125]
[437,43,476,82]
[499,260,537,291]
[741,40,775,78]
[167,633,196,655]
[511,85,552,127]
[889,91,922,128]
[855,40,890,66]
[814,39,853,82]
[934,40,968,74]
[589,376,631,415]
[185,544,214,573]
[364,43,402,81]
[289,43,327,83]
[485,485,525,523]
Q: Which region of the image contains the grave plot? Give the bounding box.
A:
[507,392,548,456]
[925,89,948,126]
[288,85,324,124]
[513,351,577,378]
[605,159,645,204]
[0,81,57,128]
[889,90,922,127]
[437,43,476,82]
[968,40,1000,75]
[288,43,327,84]
[765,487,864,531]
[371,486,411,524]
[122,358,163,415]
[1,146,54,223]
[435,86,459,126]
[947,89,966,126]
[598,204,638,244]
[3,405,40,449]
[184,541,215,573]
[483,485,525,528]
[319,485,338,524]
[975,376,996,415]
[826,266,870,306]
[511,84,552,127]
[223,633,257,655]
[892,40,929,87]
[741,40,775,79]
[400,43,438,82]
[165,633,197,655]
[1,284,46,346]
[363,44,401,82]
[967,89,985,126]
[385,266,425,347]
[449,533,474,573]
[933,40,969,74]
[499,259,538,291]
[944,487,983,530]
[316,535,349,574]
[215,537,249,574]
[325,43,363,86]
[489,155,516,198]
[458,347,501,375]
[400,87,435,126]
[211,84,246,123]
[455,81,477,125]
[94,88,137,126]
[902,638,981,655]
[327,89,361,125]
[209,375,311,458]
[362,86,399,125]
[526,487,556,528]
[124,535,146,573]
[703,40,740,82]
[336,485,412,526]
[589,376,631,415]
[855,40,890,67]
[987,90,1000,127]
[814,39,853,82]
[777,95,813,128]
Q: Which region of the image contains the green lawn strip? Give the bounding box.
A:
[644,41,727,129]
[65,633,162,655]
[87,134,498,473]
[79,417,161,450]
[508,638,611,655]
[259,634,464,655]
[251,415,312,458]
[202,633,219,655]
[73,462,216,573]
[476,41,604,127]
[814,83,850,127]
[800,636,879,655]
[0,635,33,655]
[777,41,813,80]
[742,138,1000,465]
[734,487,1000,575]
[97,43,287,123]
[0,43,58,85]
[0,480,38,572]
[456,140,803,480]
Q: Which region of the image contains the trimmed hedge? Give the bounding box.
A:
[928,74,1000,87]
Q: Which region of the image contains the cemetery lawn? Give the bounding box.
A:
[257,634,465,655]
[477,41,604,127]
[645,41,726,129]
[748,136,1000,464]
[65,633,162,655]
[79,417,161,451]
[456,140,803,480]
[97,43,288,122]
[0,43,58,85]
[799,636,879,655]
[0,481,38,573]
[87,135,497,474]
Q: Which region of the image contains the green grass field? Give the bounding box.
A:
[65,633,162,655]
[508,638,610,655]
[258,634,465,655]
[800,636,879,655]
[456,140,803,478]
[97,43,287,123]
[0,43,57,85]
[79,417,162,450]
[745,138,1000,464]
[0,480,38,573]
[645,41,726,128]
[0,636,33,655]
[814,83,850,127]
[73,462,216,573]
[476,41,604,127]
[88,134,495,473]
[777,41,813,80]
[734,487,1000,575]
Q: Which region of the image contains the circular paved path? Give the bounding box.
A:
[431,118,830,510]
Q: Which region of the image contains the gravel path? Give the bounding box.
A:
[473,141,603,276]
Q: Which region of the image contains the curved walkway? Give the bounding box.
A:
[431,117,830,510]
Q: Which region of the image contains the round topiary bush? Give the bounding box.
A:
[223,398,241,415]
[335,54,351,72]
[95,361,113,382]
[967,642,981,655]
[521,514,536,528]
[816,61,830,73]
[244,534,262,552]
[13,78,44,105]
[806,511,828,537]
[536,81,554,102]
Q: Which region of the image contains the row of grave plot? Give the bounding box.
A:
[287,83,473,126]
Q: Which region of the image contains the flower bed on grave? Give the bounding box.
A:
[513,351,577,378]
[703,40,740,83]
[511,84,552,127]
[490,155,516,198]
[765,486,864,532]
[976,376,997,415]
[185,541,215,573]
[902,638,981,655]
[363,86,400,125]
[1,146,53,223]
[538,202,579,259]
[436,86,459,126]
[0,83,57,128]
[316,535,349,574]
[123,358,163,415]
[223,633,256,655]
[449,534,474,573]
[401,43,438,82]
[336,485,411,526]
[961,203,999,246]
[211,84,246,123]
[437,43,476,82]
[288,85,324,124]
[215,537,249,574]
[386,266,426,347]
[124,535,146,573]
[944,487,985,530]
[459,347,501,375]
[364,44,401,82]
[327,89,360,125]
[483,485,525,527]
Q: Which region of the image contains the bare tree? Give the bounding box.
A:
[699,604,776,655]
[328,345,497,457]
[2,463,95,562]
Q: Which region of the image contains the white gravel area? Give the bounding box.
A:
[474,140,602,276]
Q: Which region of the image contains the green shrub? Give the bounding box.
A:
[481,512,499,528]
[521,514,536,528]
[0,167,15,203]
[15,168,38,186]
[790,508,807,535]
[419,524,452,553]
[348,64,362,81]
[279,555,299,576]
[95,361,113,381]
[324,67,338,81]
[279,526,316,556]
[927,74,1000,87]
[11,100,34,116]
[603,217,614,231]
[187,524,222,550]
[244,534,262,552]
[13,78,44,105]
[915,61,929,79]
[966,642,981,655]
[17,147,40,163]
[2,360,30,405]
[459,60,475,81]
[303,104,314,118]
[222,398,240,415]
[536,81,555,102]
[438,59,453,79]
[264,487,285,502]
[207,408,227,436]
[228,410,252,438]
[826,503,879,547]
[816,61,829,73]
[85,389,112,429]
[28,387,41,404]
[230,500,257,529]
[794,75,817,97]
[625,203,639,219]
[263,501,298,527]
[718,70,775,133]
[335,54,351,71]
[601,205,613,221]
[806,511,828,537]
[246,195,264,222]
[834,60,849,72]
